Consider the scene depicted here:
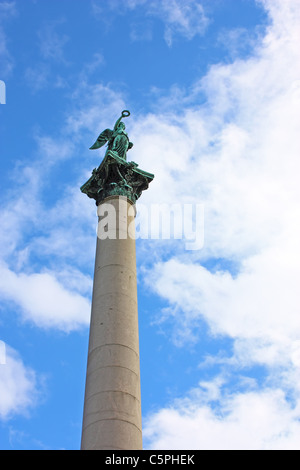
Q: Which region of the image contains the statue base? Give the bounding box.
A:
[80,151,154,205]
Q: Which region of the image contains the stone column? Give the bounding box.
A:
[80,143,154,450]
[81,196,142,450]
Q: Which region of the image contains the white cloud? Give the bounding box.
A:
[0,263,90,332]
[152,0,209,46]
[33,134,75,164]
[135,0,300,449]
[133,0,300,276]
[134,0,300,369]
[65,82,127,137]
[0,345,38,420]
[144,385,300,450]
[0,166,42,261]
[92,0,209,46]
[148,241,300,365]
[1,0,299,447]
[0,82,126,333]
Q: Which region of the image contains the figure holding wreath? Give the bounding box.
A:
[89,110,133,161]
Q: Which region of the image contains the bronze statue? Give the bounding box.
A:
[90,110,133,161]
[82,110,154,205]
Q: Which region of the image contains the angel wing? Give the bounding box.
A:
[89,128,113,150]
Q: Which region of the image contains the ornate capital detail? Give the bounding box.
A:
[80,151,154,205]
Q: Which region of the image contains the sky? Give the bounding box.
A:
[0,0,300,450]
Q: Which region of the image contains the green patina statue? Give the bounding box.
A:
[90,110,133,161]
[81,110,154,205]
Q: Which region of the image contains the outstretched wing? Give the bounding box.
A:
[89,128,113,150]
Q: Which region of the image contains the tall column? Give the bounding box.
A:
[80,109,154,450]
[81,196,142,450]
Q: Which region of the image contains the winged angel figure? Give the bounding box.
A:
[90,110,133,160]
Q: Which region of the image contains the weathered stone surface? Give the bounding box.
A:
[81,197,142,450]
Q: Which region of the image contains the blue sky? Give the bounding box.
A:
[0,0,300,450]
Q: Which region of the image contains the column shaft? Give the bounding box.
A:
[81,197,142,450]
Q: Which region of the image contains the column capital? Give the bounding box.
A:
[80,151,154,205]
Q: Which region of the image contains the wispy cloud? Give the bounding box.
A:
[1,0,299,444]
[0,81,127,334]
[0,1,17,76]
[92,0,209,46]
[154,0,209,46]
[136,0,300,448]
[38,19,69,63]
[23,18,70,92]
[0,161,92,332]
[0,345,39,420]
[25,63,50,92]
